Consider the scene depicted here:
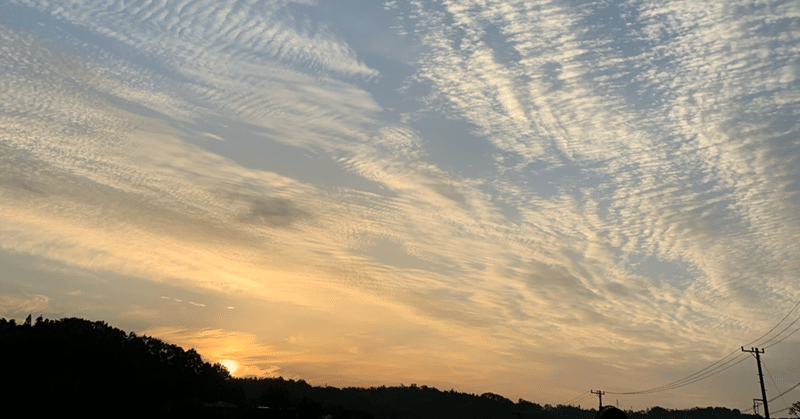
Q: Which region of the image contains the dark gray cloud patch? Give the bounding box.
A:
[5,178,45,195]
[241,196,310,228]
[0,150,50,197]
[427,183,467,207]
[188,118,391,196]
[525,260,587,296]
[604,281,630,297]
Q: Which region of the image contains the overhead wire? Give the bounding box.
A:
[770,405,794,415]
[739,296,800,413]
[758,315,800,348]
[762,358,791,414]
[764,316,800,349]
[570,394,596,407]
[604,294,800,396]
[606,354,750,395]
[768,382,800,404]
[740,381,800,413]
[561,391,587,405]
[561,391,593,406]
[747,298,800,347]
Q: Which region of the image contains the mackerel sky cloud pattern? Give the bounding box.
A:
[1,0,799,410]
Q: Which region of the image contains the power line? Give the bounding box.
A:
[606,353,750,395]
[597,295,800,399]
[571,395,596,407]
[617,351,744,394]
[762,358,790,414]
[764,318,800,349]
[747,298,800,347]
[768,382,800,404]
[603,323,783,395]
[561,391,592,406]
[770,404,795,415]
[646,355,751,392]
[741,382,800,414]
[560,391,597,407]
[563,395,595,407]
[760,315,800,347]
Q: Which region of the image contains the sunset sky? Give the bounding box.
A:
[2,0,800,411]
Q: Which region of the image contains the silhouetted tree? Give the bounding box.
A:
[481,392,513,404]
[791,401,800,418]
[0,316,242,415]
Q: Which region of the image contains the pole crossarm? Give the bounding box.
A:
[591,390,605,410]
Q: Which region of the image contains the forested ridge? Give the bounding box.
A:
[0,316,241,416]
[0,316,769,419]
[240,378,763,419]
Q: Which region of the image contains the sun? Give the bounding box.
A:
[220,359,239,375]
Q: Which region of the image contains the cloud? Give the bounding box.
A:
[1,4,789,369]
[0,293,50,317]
[404,0,800,300]
[140,326,296,377]
[2,0,800,408]
[238,196,310,228]
[4,0,383,156]
[11,0,377,79]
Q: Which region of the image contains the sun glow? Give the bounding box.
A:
[221,359,239,375]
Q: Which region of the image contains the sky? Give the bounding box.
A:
[1,0,799,411]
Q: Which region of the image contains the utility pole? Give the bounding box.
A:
[591,390,605,410]
[753,399,762,416]
[742,347,769,419]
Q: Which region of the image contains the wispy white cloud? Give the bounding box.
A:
[407,0,798,285]
[11,0,377,79]
[2,0,799,408]
[388,0,800,396]
[7,0,382,152]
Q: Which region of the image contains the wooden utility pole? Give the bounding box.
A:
[591,390,605,409]
[742,347,769,419]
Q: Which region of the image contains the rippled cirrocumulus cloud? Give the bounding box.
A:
[1,0,799,409]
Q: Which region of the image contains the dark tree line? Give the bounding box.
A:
[235,378,765,419]
[0,316,774,419]
[0,316,243,416]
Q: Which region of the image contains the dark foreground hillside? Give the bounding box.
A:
[237,377,764,419]
[0,316,243,416]
[0,316,768,419]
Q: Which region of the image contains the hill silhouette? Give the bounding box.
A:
[0,316,771,419]
[0,316,242,416]
[235,378,765,419]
